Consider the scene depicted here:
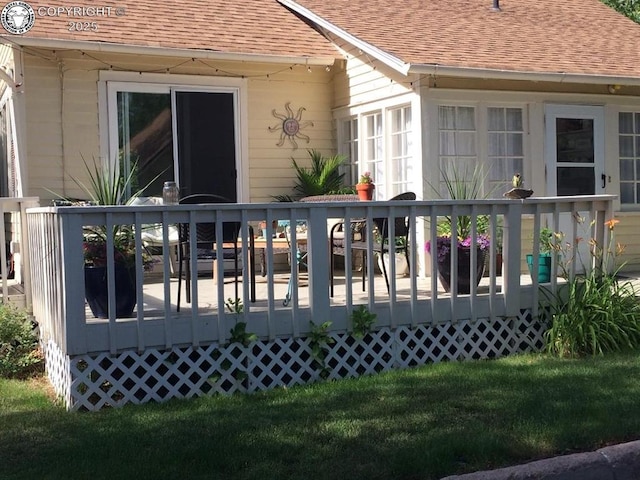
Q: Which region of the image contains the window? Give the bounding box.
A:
[488,107,524,193]
[437,104,523,197]
[389,106,412,196]
[619,112,640,205]
[340,117,358,187]
[438,105,477,195]
[363,112,384,199]
[339,104,413,199]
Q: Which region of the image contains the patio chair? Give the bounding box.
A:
[331,191,416,295]
[177,194,241,312]
[129,196,180,274]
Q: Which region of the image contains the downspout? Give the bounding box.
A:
[492,0,501,11]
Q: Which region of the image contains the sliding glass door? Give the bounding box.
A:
[110,84,239,201]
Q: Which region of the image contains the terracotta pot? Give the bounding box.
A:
[356,183,375,201]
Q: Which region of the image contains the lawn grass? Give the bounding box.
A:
[2,351,640,480]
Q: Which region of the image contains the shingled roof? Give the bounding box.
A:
[281,0,640,81]
[3,0,339,62]
[5,0,640,81]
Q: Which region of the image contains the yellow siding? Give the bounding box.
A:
[611,213,640,273]
[21,49,335,203]
[333,44,414,110]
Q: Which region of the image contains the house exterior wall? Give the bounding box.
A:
[328,46,640,274]
[20,48,335,203]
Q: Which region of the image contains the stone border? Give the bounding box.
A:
[441,440,640,480]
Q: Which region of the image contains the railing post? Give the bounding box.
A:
[502,202,523,317]
[307,206,331,322]
[59,211,88,356]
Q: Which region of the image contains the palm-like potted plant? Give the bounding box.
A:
[53,157,155,318]
[273,149,354,201]
[425,165,494,293]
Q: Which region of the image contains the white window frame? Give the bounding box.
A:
[427,99,529,199]
[618,110,640,208]
[98,71,249,201]
[336,96,416,200]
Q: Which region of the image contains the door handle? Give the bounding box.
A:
[601,174,607,189]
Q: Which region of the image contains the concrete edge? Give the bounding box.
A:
[440,440,640,480]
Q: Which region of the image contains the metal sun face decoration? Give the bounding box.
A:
[268,102,313,149]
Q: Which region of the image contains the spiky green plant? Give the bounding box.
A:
[274,149,353,201]
[70,156,151,206]
[432,163,495,240]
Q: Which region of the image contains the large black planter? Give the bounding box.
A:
[437,246,487,294]
[84,264,137,318]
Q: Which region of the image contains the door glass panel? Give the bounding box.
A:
[117,92,173,197]
[556,118,594,163]
[557,167,595,195]
[175,92,237,201]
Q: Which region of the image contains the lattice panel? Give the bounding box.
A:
[43,340,72,408]
[249,337,316,391]
[47,309,546,411]
[326,329,394,380]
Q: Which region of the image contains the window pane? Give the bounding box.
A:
[620,112,634,134]
[506,108,523,131]
[488,108,504,130]
[117,91,173,196]
[488,132,504,156]
[457,107,475,129]
[455,132,476,156]
[620,136,634,157]
[391,109,402,132]
[637,159,640,180]
[621,183,634,204]
[506,133,523,156]
[620,159,634,180]
[439,132,455,155]
[556,167,595,195]
[438,106,455,129]
[636,113,640,134]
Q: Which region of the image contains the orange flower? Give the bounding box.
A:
[605,218,620,230]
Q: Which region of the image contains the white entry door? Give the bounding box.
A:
[545,104,605,197]
[544,104,605,270]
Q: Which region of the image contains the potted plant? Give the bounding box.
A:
[526,227,558,283]
[273,149,353,201]
[356,171,375,200]
[425,165,495,293]
[53,157,156,318]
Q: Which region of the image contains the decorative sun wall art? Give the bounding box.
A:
[268,102,313,149]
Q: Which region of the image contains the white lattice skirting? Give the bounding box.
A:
[44,309,545,411]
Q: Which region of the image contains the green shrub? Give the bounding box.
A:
[351,305,377,338]
[0,304,43,379]
[542,218,640,357]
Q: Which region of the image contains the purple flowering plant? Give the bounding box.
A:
[426,234,491,263]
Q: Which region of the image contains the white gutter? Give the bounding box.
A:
[2,36,337,66]
[277,0,409,74]
[279,0,640,86]
[409,64,640,86]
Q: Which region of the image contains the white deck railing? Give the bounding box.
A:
[0,197,39,309]
[26,195,615,357]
